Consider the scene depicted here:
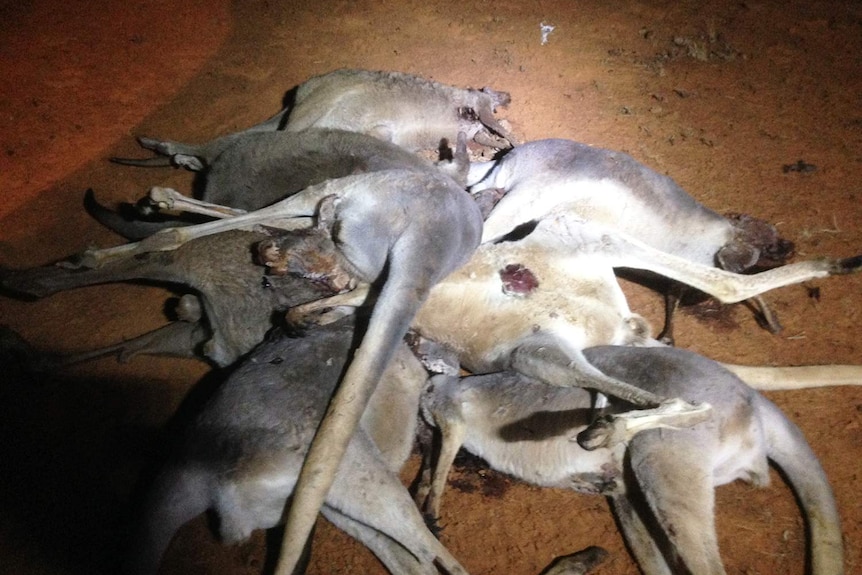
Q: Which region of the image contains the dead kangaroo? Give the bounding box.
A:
[407,213,862,446]
[99,128,469,240]
[0,230,335,367]
[115,69,515,174]
[468,138,796,340]
[5,207,858,395]
[126,315,470,575]
[419,345,844,575]
[2,200,857,573]
[236,68,517,150]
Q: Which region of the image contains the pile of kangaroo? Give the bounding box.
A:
[4,68,862,575]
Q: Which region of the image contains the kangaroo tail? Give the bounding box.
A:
[723,363,862,390]
[84,188,195,241]
[758,395,844,574]
[110,155,174,168]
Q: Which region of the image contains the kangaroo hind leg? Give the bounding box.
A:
[627,435,726,575]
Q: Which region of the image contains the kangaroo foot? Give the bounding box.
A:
[576,398,712,450]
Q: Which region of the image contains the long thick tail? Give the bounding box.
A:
[110,155,174,168]
[84,189,196,241]
[723,363,862,390]
[0,320,207,373]
[758,395,844,574]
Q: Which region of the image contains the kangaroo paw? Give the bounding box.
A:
[576,398,712,450]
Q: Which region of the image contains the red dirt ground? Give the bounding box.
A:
[0,1,859,574]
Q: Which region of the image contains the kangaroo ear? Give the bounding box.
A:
[481,87,512,107]
[316,194,339,231]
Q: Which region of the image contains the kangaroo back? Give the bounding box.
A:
[757,395,844,574]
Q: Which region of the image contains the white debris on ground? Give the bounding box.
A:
[540,22,555,45]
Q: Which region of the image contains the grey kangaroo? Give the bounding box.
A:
[231,68,517,150]
[0,230,333,367]
[114,69,514,174]
[468,138,796,340]
[20,199,856,438]
[99,128,469,240]
[418,345,844,575]
[5,209,859,398]
[126,315,470,575]
[4,213,860,394]
[255,210,861,451]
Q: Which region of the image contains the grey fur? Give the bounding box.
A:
[0,230,333,367]
[5,204,857,429]
[113,168,483,575]
[419,345,844,575]
[242,68,516,150]
[273,210,859,451]
[111,68,514,172]
[126,316,468,575]
[409,212,862,444]
[100,128,467,240]
[4,209,857,385]
[469,139,796,339]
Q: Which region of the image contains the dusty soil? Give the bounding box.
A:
[1,1,860,574]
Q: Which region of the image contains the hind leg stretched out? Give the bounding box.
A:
[321,509,438,575]
[609,495,674,575]
[625,434,726,575]
[509,340,711,450]
[322,432,469,575]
